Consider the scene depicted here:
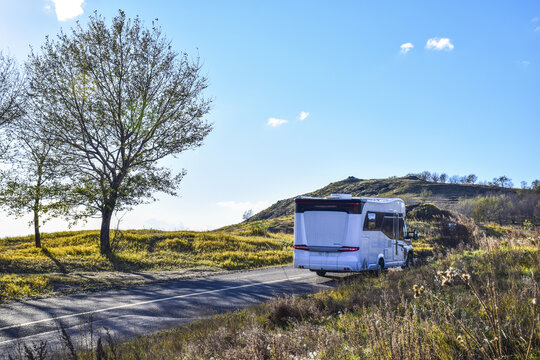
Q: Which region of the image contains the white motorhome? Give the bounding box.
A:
[293,194,417,276]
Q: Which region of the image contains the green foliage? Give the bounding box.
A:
[248,221,269,236]
[0,274,50,299]
[408,203,453,221]
[25,10,212,253]
[454,193,540,225]
[0,51,24,128]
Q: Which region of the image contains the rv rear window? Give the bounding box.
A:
[295,200,363,214]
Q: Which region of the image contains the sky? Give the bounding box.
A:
[0,0,539,236]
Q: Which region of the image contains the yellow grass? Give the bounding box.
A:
[0,229,293,300]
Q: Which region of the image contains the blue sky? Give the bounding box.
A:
[0,0,539,235]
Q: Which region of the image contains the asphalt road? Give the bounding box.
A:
[0,266,344,357]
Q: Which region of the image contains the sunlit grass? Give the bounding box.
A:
[64,234,538,360]
[0,229,293,300]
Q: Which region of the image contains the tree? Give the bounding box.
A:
[0,52,23,126]
[492,176,513,188]
[430,172,440,183]
[439,173,448,183]
[521,181,528,189]
[0,52,24,158]
[26,11,212,254]
[417,171,431,181]
[465,174,477,184]
[0,115,69,248]
[242,209,254,221]
[532,180,540,193]
[449,175,460,184]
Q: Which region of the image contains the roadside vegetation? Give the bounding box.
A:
[0,202,511,302]
[0,229,292,301]
[12,225,535,360]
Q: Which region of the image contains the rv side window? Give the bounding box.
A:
[363,212,383,231]
[367,213,376,230]
[398,217,405,240]
[381,216,394,239]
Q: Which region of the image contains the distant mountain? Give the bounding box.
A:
[248,176,518,222]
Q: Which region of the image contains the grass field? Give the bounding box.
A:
[0,227,293,301]
[46,231,539,360]
[3,211,539,359]
[0,213,512,301]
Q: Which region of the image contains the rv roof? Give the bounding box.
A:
[358,197,404,203]
[297,195,404,204]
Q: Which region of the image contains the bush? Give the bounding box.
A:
[408,203,453,221]
[249,222,269,236]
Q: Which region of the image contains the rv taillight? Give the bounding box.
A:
[293,245,309,251]
[338,246,359,252]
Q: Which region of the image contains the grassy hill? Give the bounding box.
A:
[247,176,518,224]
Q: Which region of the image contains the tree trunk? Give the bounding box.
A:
[34,164,43,248]
[100,209,113,255]
[33,208,41,248]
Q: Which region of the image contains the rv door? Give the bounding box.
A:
[393,213,399,256]
[381,215,397,262]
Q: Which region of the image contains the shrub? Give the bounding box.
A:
[249,222,269,236]
[408,203,453,221]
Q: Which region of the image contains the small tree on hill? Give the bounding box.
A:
[243,209,254,221]
[465,174,478,184]
[417,171,431,181]
[491,176,513,188]
[26,11,212,254]
[439,173,448,183]
[531,180,540,193]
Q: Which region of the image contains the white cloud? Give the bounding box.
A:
[425,37,454,51]
[532,17,539,23]
[535,26,540,32]
[217,201,271,212]
[50,0,84,21]
[267,117,288,127]
[400,42,414,54]
[519,60,531,66]
[299,111,310,121]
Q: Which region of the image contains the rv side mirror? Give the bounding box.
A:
[407,230,419,241]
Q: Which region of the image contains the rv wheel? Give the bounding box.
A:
[402,253,414,269]
[375,259,384,277]
[316,270,326,277]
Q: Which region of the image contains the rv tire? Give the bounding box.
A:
[316,270,326,277]
[402,253,414,269]
[375,259,384,277]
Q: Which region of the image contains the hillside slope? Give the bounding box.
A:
[249,176,517,222]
